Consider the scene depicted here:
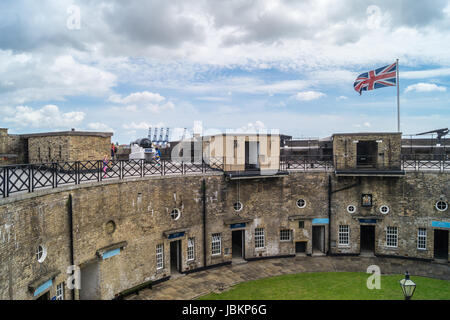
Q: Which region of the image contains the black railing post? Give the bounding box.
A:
[29,165,33,193]
[5,167,9,197]
[141,159,144,178]
[99,160,102,182]
[1,167,5,198]
[76,161,80,185]
[161,160,164,176]
[53,162,57,188]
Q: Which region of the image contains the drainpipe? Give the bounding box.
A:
[328,175,331,255]
[202,178,207,268]
[68,194,75,300]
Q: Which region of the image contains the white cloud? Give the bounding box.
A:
[86,122,114,132]
[0,51,117,104]
[108,91,165,104]
[4,105,85,129]
[122,121,165,130]
[337,96,348,100]
[402,68,450,79]
[404,83,446,93]
[109,91,174,114]
[292,91,326,101]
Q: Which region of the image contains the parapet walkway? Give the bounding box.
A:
[127,255,449,300]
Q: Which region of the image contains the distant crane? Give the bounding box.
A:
[416,128,449,144]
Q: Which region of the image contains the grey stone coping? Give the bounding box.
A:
[96,241,128,258]
[20,131,113,138]
[28,270,60,293]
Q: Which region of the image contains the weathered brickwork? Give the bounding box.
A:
[0,129,27,165]
[333,133,402,170]
[0,170,448,300]
[27,133,111,163]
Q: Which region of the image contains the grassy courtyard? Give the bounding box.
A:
[198,272,450,300]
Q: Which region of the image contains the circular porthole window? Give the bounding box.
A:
[380,205,390,214]
[105,220,116,234]
[347,205,356,214]
[36,245,47,263]
[435,201,448,212]
[233,202,243,212]
[170,208,181,220]
[297,199,306,208]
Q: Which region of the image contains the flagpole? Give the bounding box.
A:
[397,58,400,132]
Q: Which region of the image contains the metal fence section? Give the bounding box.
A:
[0,158,224,198]
[0,155,448,198]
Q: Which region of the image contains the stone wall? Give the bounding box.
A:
[0,171,448,300]
[333,133,402,170]
[0,129,27,165]
[27,135,110,163]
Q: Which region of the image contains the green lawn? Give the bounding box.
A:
[198,272,450,300]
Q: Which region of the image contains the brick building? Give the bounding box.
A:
[0,131,448,300]
[0,129,113,164]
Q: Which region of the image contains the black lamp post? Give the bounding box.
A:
[399,271,416,300]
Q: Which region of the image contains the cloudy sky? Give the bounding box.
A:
[0,0,449,143]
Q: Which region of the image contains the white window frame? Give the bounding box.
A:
[255,228,265,248]
[297,199,306,208]
[435,201,448,212]
[56,282,64,300]
[187,238,195,261]
[379,205,390,214]
[233,202,243,212]
[170,208,181,220]
[211,233,221,256]
[386,226,398,248]
[417,228,427,250]
[36,245,47,263]
[338,225,350,246]
[280,229,291,241]
[347,205,356,214]
[156,244,164,270]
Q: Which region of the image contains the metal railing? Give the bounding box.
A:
[0,158,223,198]
[280,155,334,171]
[1,154,448,198]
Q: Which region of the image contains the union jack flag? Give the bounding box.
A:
[354,62,397,95]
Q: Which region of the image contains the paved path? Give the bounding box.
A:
[127,255,449,300]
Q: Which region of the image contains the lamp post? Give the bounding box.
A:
[399,271,416,300]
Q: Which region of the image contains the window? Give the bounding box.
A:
[211,233,221,255]
[338,225,350,246]
[170,208,180,220]
[255,228,265,248]
[156,244,164,269]
[56,282,64,300]
[280,229,292,241]
[386,227,398,248]
[298,221,304,229]
[36,245,47,263]
[417,228,427,250]
[380,205,389,214]
[297,199,306,208]
[233,202,243,212]
[435,201,448,212]
[187,238,195,261]
[347,205,356,214]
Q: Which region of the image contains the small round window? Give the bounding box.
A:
[170,208,181,220]
[36,245,47,263]
[347,205,356,214]
[436,201,448,212]
[233,202,243,212]
[297,199,306,208]
[380,205,390,214]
